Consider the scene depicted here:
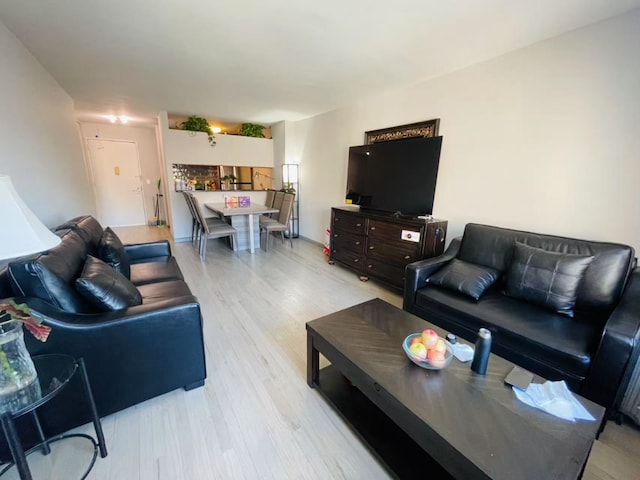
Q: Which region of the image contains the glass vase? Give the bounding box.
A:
[0,322,41,414]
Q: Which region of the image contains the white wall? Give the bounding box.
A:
[79,122,162,225]
[0,20,94,227]
[159,112,275,240]
[292,10,640,253]
[271,121,286,189]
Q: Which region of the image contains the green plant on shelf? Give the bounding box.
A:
[181,116,216,146]
[238,123,266,138]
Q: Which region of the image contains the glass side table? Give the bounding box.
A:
[0,354,107,480]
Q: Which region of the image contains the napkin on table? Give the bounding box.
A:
[450,343,474,362]
[513,380,595,422]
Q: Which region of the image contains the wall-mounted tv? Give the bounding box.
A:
[345,136,443,216]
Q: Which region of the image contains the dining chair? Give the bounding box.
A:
[264,189,276,208]
[182,191,201,244]
[261,189,278,220]
[271,191,285,219]
[185,192,225,246]
[190,195,238,258]
[259,192,294,251]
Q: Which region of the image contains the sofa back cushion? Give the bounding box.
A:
[98,227,131,278]
[54,215,104,255]
[7,228,95,313]
[457,223,635,314]
[503,242,594,317]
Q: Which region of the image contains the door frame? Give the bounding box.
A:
[83,137,148,227]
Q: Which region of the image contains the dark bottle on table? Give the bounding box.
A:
[471,328,492,375]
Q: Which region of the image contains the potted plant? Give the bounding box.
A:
[181,116,216,146]
[238,123,266,138]
[281,182,296,194]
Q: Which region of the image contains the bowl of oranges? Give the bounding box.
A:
[402,329,453,370]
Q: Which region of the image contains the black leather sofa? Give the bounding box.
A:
[0,215,206,448]
[403,223,640,413]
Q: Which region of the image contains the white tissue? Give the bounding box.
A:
[513,380,595,422]
[450,343,474,362]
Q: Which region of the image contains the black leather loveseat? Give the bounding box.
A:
[0,215,206,444]
[403,223,640,413]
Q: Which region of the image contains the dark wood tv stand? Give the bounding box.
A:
[329,206,447,289]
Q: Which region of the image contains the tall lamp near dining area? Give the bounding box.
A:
[282,164,299,239]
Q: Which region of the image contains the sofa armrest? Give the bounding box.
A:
[18,294,206,416]
[125,240,172,263]
[403,237,462,311]
[581,268,640,411]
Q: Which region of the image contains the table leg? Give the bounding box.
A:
[307,332,319,388]
[1,413,32,480]
[248,213,255,254]
[31,411,51,455]
[78,358,108,458]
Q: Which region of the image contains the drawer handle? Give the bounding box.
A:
[367,264,373,269]
[355,241,361,245]
[332,249,336,253]
[335,218,340,221]
[333,234,339,238]
[356,223,362,227]
[369,246,375,250]
[353,258,359,263]
[404,255,411,259]
[370,226,376,231]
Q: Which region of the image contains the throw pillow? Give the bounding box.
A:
[76,255,142,311]
[98,227,131,278]
[503,242,594,317]
[427,259,500,300]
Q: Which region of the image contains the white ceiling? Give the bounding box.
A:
[1,0,639,125]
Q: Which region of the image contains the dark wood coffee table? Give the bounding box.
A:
[306,298,604,480]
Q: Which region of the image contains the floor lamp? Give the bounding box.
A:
[282,164,299,238]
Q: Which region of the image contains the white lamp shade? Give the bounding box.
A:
[0,175,61,260]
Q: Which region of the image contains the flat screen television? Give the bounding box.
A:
[345,136,442,216]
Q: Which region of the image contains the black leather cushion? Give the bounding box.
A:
[7,228,95,313]
[76,256,142,311]
[414,287,597,379]
[137,280,193,303]
[427,259,500,300]
[130,257,184,286]
[99,227,131,279]
[125,241,172,264]
[457,223,635,314]
[55,216,104,254]
[503,242,593,317]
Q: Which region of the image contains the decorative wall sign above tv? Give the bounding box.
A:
[364,119,440,144]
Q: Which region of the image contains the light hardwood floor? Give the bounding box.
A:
[7,227,640,479]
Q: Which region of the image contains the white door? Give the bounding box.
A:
[86,139,146,227]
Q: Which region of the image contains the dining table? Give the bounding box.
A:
[204,203,279,253]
